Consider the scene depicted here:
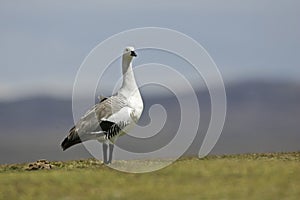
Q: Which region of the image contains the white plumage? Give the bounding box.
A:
[61,47,143,164]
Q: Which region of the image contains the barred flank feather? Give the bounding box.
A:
[100,120,128,140]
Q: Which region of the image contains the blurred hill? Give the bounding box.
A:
[0,81,299,164]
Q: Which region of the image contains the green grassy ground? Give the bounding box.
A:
[1,152,300,200]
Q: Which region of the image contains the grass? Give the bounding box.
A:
[0,152,300,199]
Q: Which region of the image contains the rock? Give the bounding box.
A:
[25,159,53,171]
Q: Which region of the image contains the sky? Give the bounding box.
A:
[0,0,299,101]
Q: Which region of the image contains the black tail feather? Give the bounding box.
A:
[61,126,82,151]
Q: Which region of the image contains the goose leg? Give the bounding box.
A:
[102,143,108,164]
[108,143,114,164]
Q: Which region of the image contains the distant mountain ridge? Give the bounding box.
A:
[0,81,299,164]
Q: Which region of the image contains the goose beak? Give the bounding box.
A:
[130,51,137,57]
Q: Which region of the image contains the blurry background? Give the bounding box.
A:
[0,0,299,164]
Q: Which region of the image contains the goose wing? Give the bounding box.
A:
[61,94,133,150]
